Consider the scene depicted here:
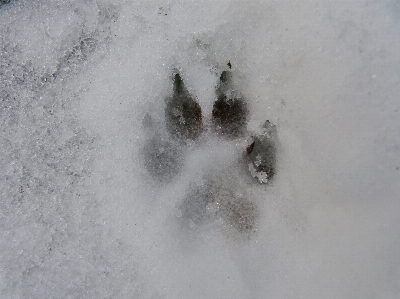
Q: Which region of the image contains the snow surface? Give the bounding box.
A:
[1,0,400,298]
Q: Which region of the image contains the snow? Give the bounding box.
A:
[1,0,400,298]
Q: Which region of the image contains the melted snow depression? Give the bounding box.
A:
[1,0,400,298]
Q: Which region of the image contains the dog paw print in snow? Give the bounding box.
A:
[142,68,278,235]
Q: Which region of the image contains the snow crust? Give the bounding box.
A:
[1,0,400,298]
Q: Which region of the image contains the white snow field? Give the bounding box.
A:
[1,0,400,298]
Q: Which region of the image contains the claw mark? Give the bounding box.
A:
[246,140,255,155]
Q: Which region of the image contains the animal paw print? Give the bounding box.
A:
[142,69,278,234]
